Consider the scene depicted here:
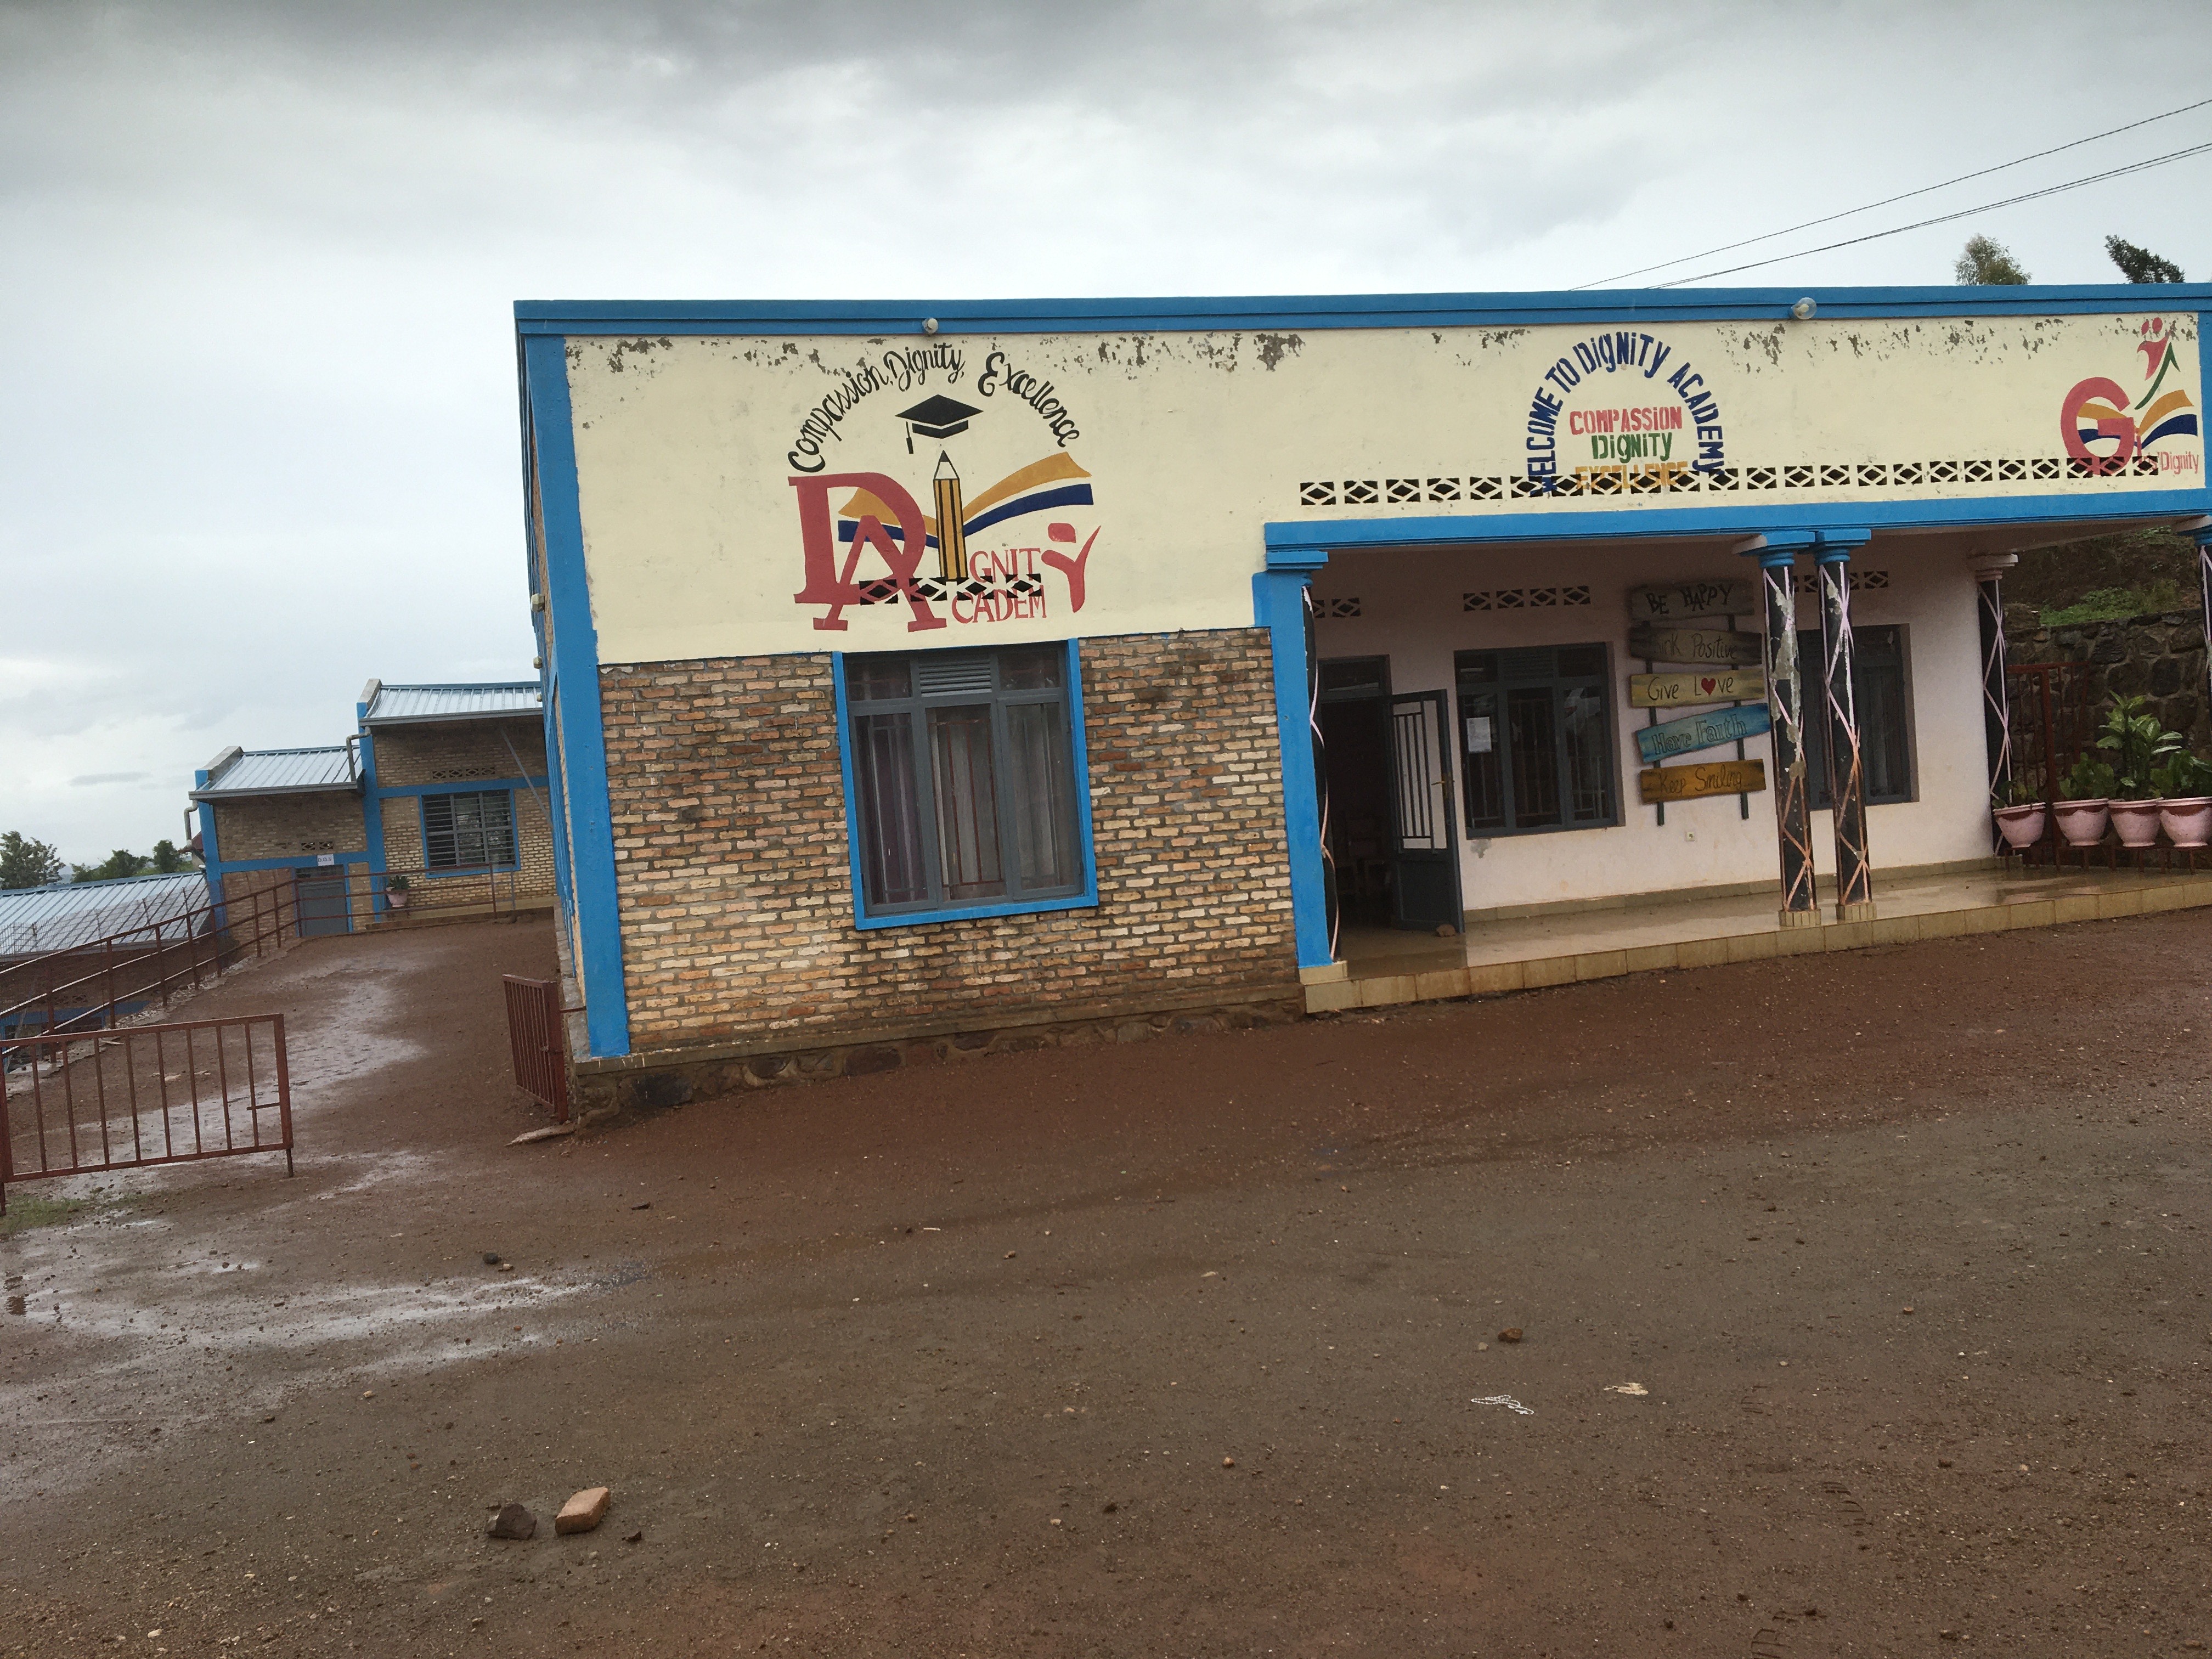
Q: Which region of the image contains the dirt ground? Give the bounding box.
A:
[2,909,2209,1658]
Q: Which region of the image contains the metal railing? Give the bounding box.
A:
[0,881,299,1049]
[1,1012,294,1211]
[312,861,554,927]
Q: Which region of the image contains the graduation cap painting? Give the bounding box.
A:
[898,394,981,452]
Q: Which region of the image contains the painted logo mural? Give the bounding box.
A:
[2060,316,2201,476]
[1521,331,1726,492]
[786,346,1101,633]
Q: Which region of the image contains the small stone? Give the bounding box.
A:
[1435,923,1458,938]
[556,1487,611,1535]
[488,1503,537,1541]
[482,1252,501,1266]
[1222,1457,1235,1468]
[1498,1328,1523,1344]
[631,1202,651,1211]
[623,1529,643,1545]
[1901,1306,1914,1314]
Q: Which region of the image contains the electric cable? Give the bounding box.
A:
[1654,140,2212,286]
[1575,94,2212,289]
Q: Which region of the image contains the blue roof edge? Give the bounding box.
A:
[514,283,2212,334]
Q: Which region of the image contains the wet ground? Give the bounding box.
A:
[2,911,2209,1657]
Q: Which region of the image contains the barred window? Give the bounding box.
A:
[421,789,516,870]
[1799,625,1915,807]
[843,645,1087,921]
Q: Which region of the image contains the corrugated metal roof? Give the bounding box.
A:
[363,683,541,725]
[192,746,357,799]
[0,872,212,960]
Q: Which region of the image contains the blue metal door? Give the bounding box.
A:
[295,871,351,936]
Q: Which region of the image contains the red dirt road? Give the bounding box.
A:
[3,911,2209,1657]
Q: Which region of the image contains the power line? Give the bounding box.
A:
[1653,140,2212,286]
[1575,94,2212,289]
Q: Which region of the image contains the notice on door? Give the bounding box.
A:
[1464,716,1493,754]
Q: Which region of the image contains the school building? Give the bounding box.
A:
[191,681,556,932]
[512,285,2211,1109]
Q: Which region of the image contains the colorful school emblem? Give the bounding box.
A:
[786,348,1102,633]
[2059,317,2200,476]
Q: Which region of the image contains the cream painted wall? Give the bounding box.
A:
[561,313,2199,665]
[1309,534,1993,910]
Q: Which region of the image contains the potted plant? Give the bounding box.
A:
[2097,693,2181,850]
[2153,751,2212,848]
[386,873,411,912]
[2053,752,2116,848]
[1991,779,2047,851]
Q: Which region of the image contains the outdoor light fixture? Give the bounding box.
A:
[922,317,940,334]
[1791,297,1818,320]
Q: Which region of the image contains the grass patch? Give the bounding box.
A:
[2041,582,2190,627]
[0,1192,89,1237]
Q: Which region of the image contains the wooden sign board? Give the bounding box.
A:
[1635,703,1773,765]
[1628,668,1766,709]
[1627,577,1757,623]
[1628,623,1764,667]
[1639,759,1767,803]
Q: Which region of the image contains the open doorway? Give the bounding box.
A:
[1317,657,1394,929]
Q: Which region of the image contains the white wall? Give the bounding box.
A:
[1309,533,1994,912]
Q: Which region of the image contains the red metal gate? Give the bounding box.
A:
[502,975,570,1122]
[1,1013,294,1212]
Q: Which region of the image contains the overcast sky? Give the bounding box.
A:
[3,0,2208,862]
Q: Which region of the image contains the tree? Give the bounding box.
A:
[0,831,64,889]
[1955,234,2029,285]
[151,839,193,873]
[74,849,151,883]
[2106,235,2185,284]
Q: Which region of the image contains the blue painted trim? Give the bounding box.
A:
[374,776,549,800]
[356,721,390,912]
[542,669,574,927]
[194,795,223,923]
[523,333,632,1058]
[516,287,2212,336]
[832,641,1101,931]
[1255,568,1333,970]
[1264,487,2212,555]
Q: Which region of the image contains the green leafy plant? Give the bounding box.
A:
[2095,693,2182,798]
[2058,753,2117,802]
[2151,752,2212,800]
[1994,778,2042,809]
[386,874,411,893]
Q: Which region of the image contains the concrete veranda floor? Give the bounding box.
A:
[1321,858,2212,1012]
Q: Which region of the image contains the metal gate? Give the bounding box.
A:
[501,975,570,1122]
[1387,689,1463,930]
[1,1013,294,1212]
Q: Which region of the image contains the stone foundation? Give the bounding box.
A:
[569,984,1304,1116]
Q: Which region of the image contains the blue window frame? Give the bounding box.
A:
[421,789,517,872]
[834,641,1097,928]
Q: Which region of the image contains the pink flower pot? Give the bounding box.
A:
[2160,797,2212,848]
[1993,803,2046,850]
[2053,799,2109,848]
[2108,798,2164,850]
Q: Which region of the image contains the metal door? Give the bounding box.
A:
[1387,690,1463,930]
[294,871,351,936]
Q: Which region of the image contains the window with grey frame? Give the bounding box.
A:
[843,644,1085,918]
[1798,624,1914,807]
[421,789,516,869]
[1455,643,1619,834]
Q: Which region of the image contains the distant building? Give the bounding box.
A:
[190,681,555,934]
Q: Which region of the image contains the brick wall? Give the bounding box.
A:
[373,719,555,896]
[371,719,547,787]
[597,630,1298,1049]
[210,792,367,861]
